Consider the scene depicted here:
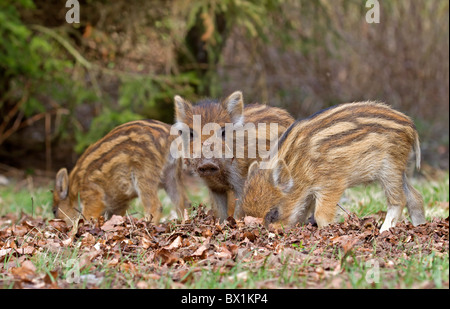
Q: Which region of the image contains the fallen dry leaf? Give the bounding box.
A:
[0,204,448,289]
[155,248,180,266]
[48,219,69,233]
[244,216,263,226]
[15,246,35,255]
[192,244,209,257]
[101,215,125,232]
[10,260,36,281]
[164,235,182,250]
[214,246,233,259]
[12,224,28,237]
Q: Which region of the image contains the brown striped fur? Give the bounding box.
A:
[241,102,426,232]
[52,120,188,225]
[174,91,294,220]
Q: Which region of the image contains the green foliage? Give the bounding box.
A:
[0,0,340,158]
[74,71,199,154]
[0,2,71,92]
[0,0,98,152]
[1,0,447,167]
[171,0,295,97]
[0,2,48,87]
[118,72,199,122]
[74,108,143,154]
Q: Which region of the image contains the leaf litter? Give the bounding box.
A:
[0,205,448,288]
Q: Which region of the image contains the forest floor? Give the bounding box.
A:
[0,171,448,289]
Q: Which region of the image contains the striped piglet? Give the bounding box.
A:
[241,102,426,232]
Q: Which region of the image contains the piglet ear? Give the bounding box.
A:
[174,95,193,123]
[270,159,293,194]
[247,161,260,180]
[222,91,244,125]
[55,168,69,200]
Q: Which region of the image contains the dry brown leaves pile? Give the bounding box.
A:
[0,205,448,289]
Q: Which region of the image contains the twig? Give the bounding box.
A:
[0,108,67,146]
[0,83,30,136]
[337,203,352,217]
[126,211,136,234]
[73,207,87,221]
[58,208,75,226]
[0,87,30,145]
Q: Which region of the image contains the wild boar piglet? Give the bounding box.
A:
[241,102,426,233]
[173,91,294,220]
[53,120,188,225]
